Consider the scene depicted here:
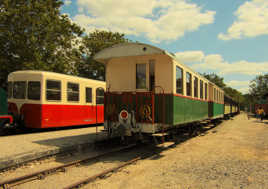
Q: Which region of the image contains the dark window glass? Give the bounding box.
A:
[67,82,79,102]
[28,81,41,100]
[96,88,104,104]
[8,82,12,98]
[194,77,198,98]
[186,72,192,96]
[136,64,146,89]
[86,87,92,103]
[214,88,216,101]
[205,83,208,100]
[46,80,61,101]
[200,80,203,99]
[13,81,26,99]
[176,66,183,94]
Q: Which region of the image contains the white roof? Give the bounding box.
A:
[8,70,105,84]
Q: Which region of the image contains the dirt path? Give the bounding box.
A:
[87,113,268,189]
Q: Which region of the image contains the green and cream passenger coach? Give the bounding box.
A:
[94,43,224,137]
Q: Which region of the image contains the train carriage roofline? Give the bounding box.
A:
[94,42,216,86]
[8,70,105,84]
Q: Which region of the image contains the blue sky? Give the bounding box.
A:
[61,0,268,94]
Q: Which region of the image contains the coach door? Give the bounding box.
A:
[96,87,104,123]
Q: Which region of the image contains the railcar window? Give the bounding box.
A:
[28,81,40,100]
[176,66,183,94]
[96,88,104,104]
[200,80,203,99]
[8,82,12,98]
[194,77,198,98]
[46,80,61,101]
[136,64,146,89]
[86,87,92,103]
[186,72,192,96]
[13,81,26,99]
[205,83,207,100]
[67,82,79,102]
[214,88,217,101]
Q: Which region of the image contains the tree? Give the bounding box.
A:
[0,0,84,88]
[202,73,244,104]
[249,74,268,103]
[77,30,130,80]
[202,73,226,88]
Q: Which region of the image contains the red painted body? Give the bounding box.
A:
[0,115,13,124]
[8,102,104,128]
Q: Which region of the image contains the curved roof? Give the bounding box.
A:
[94,42,167,62]
[94,42,213,85]
[8,70,105,84]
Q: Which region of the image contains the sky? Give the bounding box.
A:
[61,0,268,94]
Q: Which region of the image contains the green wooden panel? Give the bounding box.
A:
[172,95,208,125]
[0,88,8,115]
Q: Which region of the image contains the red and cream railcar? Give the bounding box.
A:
[7,71,105,128]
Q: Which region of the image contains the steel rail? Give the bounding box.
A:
[63,156,141,189]
[0,144,137,189]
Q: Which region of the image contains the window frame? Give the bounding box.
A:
[28,81,41,100]
[186,72,192,97]
[13,81,26,99]
[136,63,147,89]
[67,82,80,102]
[85,87,92,103]
[176,66,183,94]
[46,79,61,101]
[200,80,203,99]
[96,88,104,105]
[194,76,198,98]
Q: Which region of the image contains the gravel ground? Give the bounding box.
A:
[1,113,267,189]
[87,113,268,189]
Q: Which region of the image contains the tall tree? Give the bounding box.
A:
[0,0,84,88]
[202,73,244,104]
[249,74,268,103]
[77,30,130,80]
[202,73,226,88]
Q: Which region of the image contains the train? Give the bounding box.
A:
[0,43,239,137]
[93,42,239,138]
[0,71,105,130]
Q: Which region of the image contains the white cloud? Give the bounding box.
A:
[175,51,205,63]
[175,51,268,93]
[219,0,268,40]
[72,0,215,43]
[64,0,72,6]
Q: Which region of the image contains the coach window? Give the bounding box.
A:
[67,82,79,102]
[194,77,198,98]
[46,80,61,101]
[214,88,217,101]
[28,81,41,100]
[200,80,203,99]
[96,88,104,104]
[8,82,12,98]
[186,72,192,96]
[13,81,26,99]
[86,87,92,103]
[136,64,146,89]
[176,66,183,94]
[205,83,207,100]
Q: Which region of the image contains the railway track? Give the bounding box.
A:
[0,120,221,189]
[0,143,138,189]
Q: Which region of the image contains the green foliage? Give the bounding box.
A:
[77,30,130,80]
[202,73,244,104]
[202,73,226,88]
[0,0,84,87]
[249,74,268,103]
